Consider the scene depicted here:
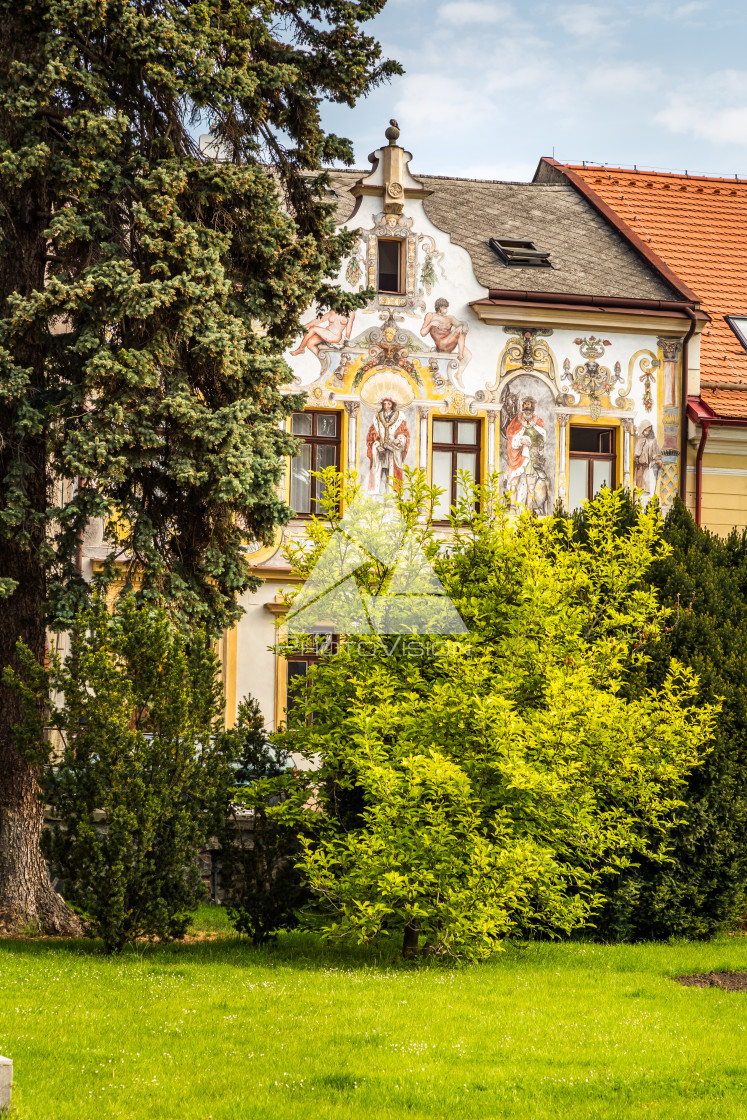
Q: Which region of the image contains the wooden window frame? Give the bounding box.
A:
[290,410,341,518]
[431,417,482,523]
[568,425,617,501]
[377,237,404,295]
[285,632,337,725]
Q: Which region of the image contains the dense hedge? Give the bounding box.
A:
[592,497,747,940]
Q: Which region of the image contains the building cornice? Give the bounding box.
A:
[471,297,702,336]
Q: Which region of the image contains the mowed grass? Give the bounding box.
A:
[2,908,747,1119]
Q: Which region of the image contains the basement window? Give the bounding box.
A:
[726,316,747,352]
[489,238,552,267]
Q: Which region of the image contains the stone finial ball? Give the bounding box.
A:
[385,119,400,143]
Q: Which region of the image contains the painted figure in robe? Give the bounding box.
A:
[366,397,411,496]
[505,397,548,511]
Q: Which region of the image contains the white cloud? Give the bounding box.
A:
[673,1,707,17]
[331,0,747,182]
[438,1,512,23]
[393,74,494,133]
[655,70,747,145]
[583,62,659,95]
[553,3,624,40]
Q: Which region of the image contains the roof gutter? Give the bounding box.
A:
[694,420,710,527]
[482,289,704,315]
[679,308,698,501]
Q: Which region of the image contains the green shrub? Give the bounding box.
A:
[217,697,312,944]
[593,497,747,940]
[279,475,716,960]
[10,593,239,953]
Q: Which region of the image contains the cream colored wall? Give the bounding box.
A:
[232,577,295,733]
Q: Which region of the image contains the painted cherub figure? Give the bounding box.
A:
[291,309,355,360]
[420,298,471,384]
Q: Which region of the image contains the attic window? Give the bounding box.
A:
[377,239,403,293]
[726,316,747,352]
[489,238,552,267]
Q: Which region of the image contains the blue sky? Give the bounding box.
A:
[320,0,747,181]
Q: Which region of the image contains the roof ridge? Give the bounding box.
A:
[565,163,747,186]
[327,168,562,188]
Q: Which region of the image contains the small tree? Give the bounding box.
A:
[0,0,399,934]
[280,476,716,960]
[218,697,312,944]
[8,593,239,953]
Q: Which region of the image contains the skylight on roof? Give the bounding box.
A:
[489,238,552,267]
[726,316,747,352]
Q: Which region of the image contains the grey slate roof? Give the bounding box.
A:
[327,169,678,302]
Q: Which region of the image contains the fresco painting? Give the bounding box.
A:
[359,372,416,498]
[633,420,663,500]
[499,375,555,515]
[291,309,355,362]
[281,139,684,519]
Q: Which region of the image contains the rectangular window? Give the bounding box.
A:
[290,411,340,516]
[431,418,481,520]
[285,632,335,725]
[568,426,616,511]
[377,239,402,293]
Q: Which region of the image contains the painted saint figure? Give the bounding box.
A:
[291,309,355,360]
[634,422,662,498]
[420,298,471,383]
[505,397,547,510]
[366,397,411,496]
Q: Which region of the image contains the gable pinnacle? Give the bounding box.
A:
[385,119,400,146]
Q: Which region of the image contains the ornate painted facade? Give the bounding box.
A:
[225,125,702,732]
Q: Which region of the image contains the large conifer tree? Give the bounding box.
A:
[0,0,399,933]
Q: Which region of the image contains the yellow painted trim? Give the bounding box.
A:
[566,415,624,488]
[284,413,293,506]
[426,412,434,484]
[273,616,288,732]
[222,624,238,730]
[243,528,283,567]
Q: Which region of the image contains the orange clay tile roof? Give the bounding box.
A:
[561,163,747,419]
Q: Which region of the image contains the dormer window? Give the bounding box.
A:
[377,239,403,293]
[489,238,552,267]
[726,316,747,352]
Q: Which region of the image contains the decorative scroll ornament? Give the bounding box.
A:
[561,336,622,420]
[502,327,555,374]
[439,391,469,415]
[357,310,422,378]
[418,234,447,295]
[345,245,365,290]
[638,354,659,412]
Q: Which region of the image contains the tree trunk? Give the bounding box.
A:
[0,71,82,936]
[402,920,420,958]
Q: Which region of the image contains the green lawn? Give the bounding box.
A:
[2,908,747,1119]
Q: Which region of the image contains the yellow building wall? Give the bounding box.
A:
[685,443,747,536]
